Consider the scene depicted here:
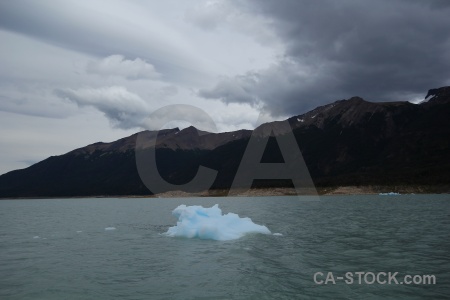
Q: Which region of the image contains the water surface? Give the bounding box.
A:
[0,195,449,299]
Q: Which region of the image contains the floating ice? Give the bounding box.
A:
[379,192,401,196]
[33,236,40,239]
[105,227,116,231]
[163,204,271,241]
[273,233,283,236]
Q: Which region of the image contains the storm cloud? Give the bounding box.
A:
[200,0,450,115]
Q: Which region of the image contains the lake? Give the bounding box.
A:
[0,195,449,299]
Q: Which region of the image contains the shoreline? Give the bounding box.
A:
[1,185,449,200]
[149,185,449,198]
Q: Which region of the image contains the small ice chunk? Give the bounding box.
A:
[163,204,271,241]
[273,233,283,236]
[33,236,40,239]
[105,227,116,231]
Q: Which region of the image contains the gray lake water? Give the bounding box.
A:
[0,195,449,299]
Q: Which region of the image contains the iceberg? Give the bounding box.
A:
[163,204,271,241]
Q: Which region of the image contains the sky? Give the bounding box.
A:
[1,0,450,175]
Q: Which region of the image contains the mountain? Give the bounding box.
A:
[1,87,449,197]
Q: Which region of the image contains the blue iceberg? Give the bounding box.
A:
[163,204,271,241]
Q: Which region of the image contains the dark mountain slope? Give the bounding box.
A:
[0,87,449,197]
[291,89,450,187]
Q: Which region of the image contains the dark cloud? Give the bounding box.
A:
[200,0,450,115]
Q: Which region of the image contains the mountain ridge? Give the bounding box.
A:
[1,86,449,197]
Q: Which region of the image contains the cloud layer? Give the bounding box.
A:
[0,0,212,85]
[87,55,160,80]
[200,0,450,115]
[55,86,151,129]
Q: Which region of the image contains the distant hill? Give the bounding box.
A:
[1,87,449,197]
